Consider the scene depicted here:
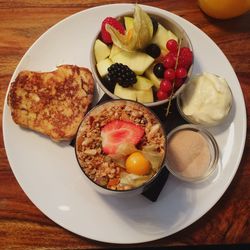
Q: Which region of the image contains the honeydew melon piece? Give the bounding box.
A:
[133,76,153,90]
[94,39,111,63]
[151,24,178,51]
[136,88,154,103]
[114,84,137,101]
[111,51,154,75]
[96,58,112,77]
[145,64,162,89]
[124,16,134,31]
[109,44,122,58]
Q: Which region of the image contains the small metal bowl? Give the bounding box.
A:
[166,124,219,183]
[75,99,167,197]
[90,9,193,107]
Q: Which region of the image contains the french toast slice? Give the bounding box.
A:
[8,65,94,141]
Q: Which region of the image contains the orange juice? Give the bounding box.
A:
[198,0,250,19]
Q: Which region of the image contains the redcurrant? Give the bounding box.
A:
[166,39,178,52]
[164,68,175,81]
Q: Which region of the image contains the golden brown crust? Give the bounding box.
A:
[8,65,94,141]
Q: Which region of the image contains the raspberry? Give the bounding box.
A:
[101,17,125,44]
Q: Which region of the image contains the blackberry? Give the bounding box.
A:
[107,63,137,87]
[102,74,116,92]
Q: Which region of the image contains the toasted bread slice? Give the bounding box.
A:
[8,65,94,141]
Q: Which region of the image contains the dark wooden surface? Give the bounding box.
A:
[0,0,249,249]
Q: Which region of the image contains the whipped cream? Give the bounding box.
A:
[179,72,232,125]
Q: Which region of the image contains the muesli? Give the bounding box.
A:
[75,100,166,190]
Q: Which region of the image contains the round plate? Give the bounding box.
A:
[3,4,247,244]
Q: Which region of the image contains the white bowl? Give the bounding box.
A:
[90,9,193,107]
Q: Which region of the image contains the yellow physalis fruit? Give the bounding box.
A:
[125,152,151,175]
[198,0,250,19]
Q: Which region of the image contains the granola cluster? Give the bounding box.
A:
[76,100,166,190]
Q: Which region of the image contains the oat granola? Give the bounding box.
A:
[76,100,166,191]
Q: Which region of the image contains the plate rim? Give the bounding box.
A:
[2,3,247,244]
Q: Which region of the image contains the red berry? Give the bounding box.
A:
[160,79,172,93]
[179,47,193,67]
[157,89,169,100]
[164,68,175,81]
[101,17,125,44]
[166,39,178,52]
[180,47,191,56]
[174,78,184,89]
[163,54,175,69]
[101,120,144,154]
[176,67,187,79]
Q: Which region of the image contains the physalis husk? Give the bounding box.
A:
[106,5,153,51]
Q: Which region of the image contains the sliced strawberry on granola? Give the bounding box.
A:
[101,120,144,155]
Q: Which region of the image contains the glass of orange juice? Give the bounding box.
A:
[198,0,250,19]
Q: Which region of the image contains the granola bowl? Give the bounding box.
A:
[75,99,167,197]
[90,5,193,107]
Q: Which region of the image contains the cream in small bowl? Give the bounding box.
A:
[177,72,233,126]
[90,5,193,107]
[166,124,219,182]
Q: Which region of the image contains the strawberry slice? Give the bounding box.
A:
[101,120,144,154]
[101,17,125,44]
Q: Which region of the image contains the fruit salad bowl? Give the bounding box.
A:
[75,99,167,197]
[90,5,193,107]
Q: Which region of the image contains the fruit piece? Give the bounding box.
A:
[163,53,176,69]
[101,17,125,44]
[102,74,116,92]
[94,39,111,63]
[124,16,134,31]
[136,88,154,103]
[109,44,122,58]
[166,39,178,52]
[178,47,193,68]
[96,58,113,77]
[145,44,161,58]
[151,24,178,51]
[198,0,250,20]
[101,120,144,154]
[150,17,158,35]
[133,76,153,90]
[153,63,165,78]
[145,64,162,89]
[126,152,151,175]
[111,50,154,75]
[108,63,137,87]
[160,79,172,93]
[157,89,169,100]
[114,84,137,101]
[176,67,187,79]
[106,5,153,51]
[174,78,184,89]
[164,68,175,81]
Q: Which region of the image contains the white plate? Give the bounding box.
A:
[3,4,247,244]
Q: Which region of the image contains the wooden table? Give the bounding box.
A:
[0,0,249,248]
